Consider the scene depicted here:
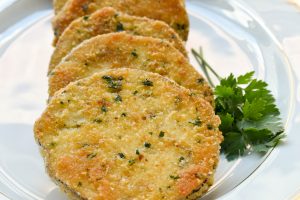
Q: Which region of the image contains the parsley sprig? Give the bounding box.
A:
[192,48,285,161]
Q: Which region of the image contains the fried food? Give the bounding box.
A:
[49,33,213,105]
[35,68,222,200]
[49,7,187,72]
[52,0,189,43]
[53,0,68,14]
[53,0,187,14]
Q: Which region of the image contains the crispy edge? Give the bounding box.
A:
[49,7,187,72]
[49,33,213,105]
[52,0,189,43]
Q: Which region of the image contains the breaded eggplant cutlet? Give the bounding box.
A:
[52,0,189,43]
[53,0,187,14]
[35,68,223,200]
[49,7,187,72]
[49,33,214,105]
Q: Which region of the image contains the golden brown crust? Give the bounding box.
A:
[52,0,189,43]
[49,33,214,105]
[53,0,68,14]
[35,68,223,200]
[49,7,187,72]
[54,0,187,14]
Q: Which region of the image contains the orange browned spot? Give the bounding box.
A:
[177,165,210,196]
[56,155,86,183]
[96,179,115,199]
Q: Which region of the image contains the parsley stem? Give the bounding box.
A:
[194,48,222,81]
[191,48,222,87]
[192,49,214,87]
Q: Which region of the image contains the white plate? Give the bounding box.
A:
[0,0,295,199]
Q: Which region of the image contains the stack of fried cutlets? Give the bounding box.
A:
[34,1,223,199]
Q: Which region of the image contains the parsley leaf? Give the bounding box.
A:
[192,48,285,161]
[219,113,234,133]
[221,131,246,161]
[215,72,285,160]
[242,99,267,121]
[237,71,255,84]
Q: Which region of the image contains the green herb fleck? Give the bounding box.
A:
[149,114,156,119]
[144,142,151,148]
[115,94,122,102]
[49,142,56,148]
[189,118,201,126]
[170,175,180,180]
[118,153,126,159]
[142,79,153,87]
[131,50,138,58]
[175,96,182,103]
[116,22,124,32]
[133,90,138,95]
[207,124,214,130]
[102,75,122,91]
[48,71,55,76]
[136,149,140,155]
[179,157,185,162]
[101,105,108,113]
[54,29,59,37]
[82,143,90,148]
[93,119,102,123]
[197,78,205,84]
[83,15,89,20]
[87,152,97,159]
[121,113,127,117]
[128,159,136,166]
[159,131,165,138]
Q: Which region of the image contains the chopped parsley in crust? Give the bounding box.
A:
[35,68,223,200]
[49,7,187,72]
[52,0,189,43]
[49,33,214,105]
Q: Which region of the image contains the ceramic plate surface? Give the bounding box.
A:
[0,0,295,199]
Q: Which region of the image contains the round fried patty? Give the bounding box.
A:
[49,7,187,72]
[49,33,214,105]
[52,0,189,43]
[53,0,187,14]
[35,68,222,200]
